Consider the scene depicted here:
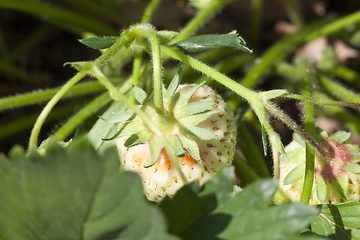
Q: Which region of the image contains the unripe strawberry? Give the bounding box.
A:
[279,129,360,204]
[105,69,236,202]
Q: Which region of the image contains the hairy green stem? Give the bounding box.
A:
[0,78,124,111]
[161,45,258,102]
[147,30,164,114]
[28,70,88,150]
[319,76,360,104]
[54,77,133,141]
[91,66,187,183]
[299,59,315,204]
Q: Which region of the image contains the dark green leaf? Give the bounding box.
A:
[311,202,360,239]
[79,36,118,49]
[124,129,153,148]
[174,31,252,53]
[149,136,165,166]
[0,140,178,240]
[168,135,185,157]
[161,177,319,240]
[178,134,201,162]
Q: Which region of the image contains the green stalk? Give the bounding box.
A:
[147,30,164,114]
[233,153,260,187]
[0,78,124,111]
[241,17,333,88]
[91,66,187,183]
[237,123,270,178]
[0,102,80,141]
[141,0,163,24]
[53,78,133,141]
[250,0,262,48]
[318,76,360,104]
[28,70,88,150]
[161,45,258,102]
[0,0,117,36]
[169,0,235,44]
[299,59,315,204]
[335,66,360,88]
[279,0,304,28]
[306,10,360,41]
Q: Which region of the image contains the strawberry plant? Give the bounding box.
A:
[1,0,360,239]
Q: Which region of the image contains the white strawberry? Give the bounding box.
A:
[279,129,360,204]
[105,69,236,202]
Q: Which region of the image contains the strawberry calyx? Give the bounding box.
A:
[280,128,360,204]
[102,68,222,167]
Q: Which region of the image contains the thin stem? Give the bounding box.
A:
[282,94,360,108]
[263,101,327,160]
[91,66,187,183]
[147,30,164,114]
[250,0,262,48]
[279,0,304,28]
[306,10,360,41]
[318,76,360,104]
[53,77,133,141]
[299,59,315,204]
[233,153,260,187]
[0,102,80,141]
[28,70,88,150]
[0,78,124,111]
[237,123,270,178]
[169,0,235,44]
[141,0,163,24]
[241,17,333,88]
[161,45,258,102]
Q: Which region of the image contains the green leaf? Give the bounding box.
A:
[158,30,178,44]
[344,162,360,173]
[293,132,306,147]
[280,148,305,163]
[329,130,351,144]
[124,129,153,148]
[174,31,252,53]
[260,89,288,100]
[316,176,327,203]
[261,126,268,155]
[186,125,216,140]
[329,174,349,199]
[148,136,165,167]
[100,109,134,124]
[181,110,221,125]
[132,85,148,104]
[177,101,215,117]
[317,46,339,73]
[178,134,201,162]
[0,140,178,240]
[88,100,128,153]
[79,36,118,49]
[161,177,319,240]
[311,202,360,239]
[165,68,182,100]
[284,163,305,185]
[64,61,93,71]
[174,82,205,114]
[168,135,185,157]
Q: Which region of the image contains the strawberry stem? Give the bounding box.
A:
[299,59,315,204]
[28,70,87,150]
